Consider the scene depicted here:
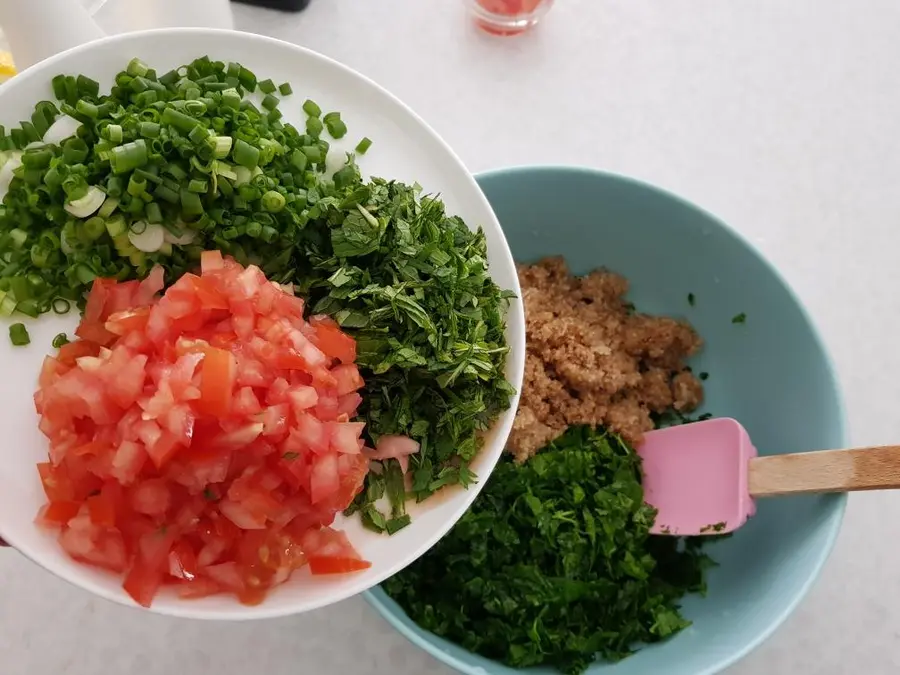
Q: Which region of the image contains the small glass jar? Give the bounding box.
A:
[465,0,555,36]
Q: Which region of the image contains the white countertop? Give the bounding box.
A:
[3,0,899,673]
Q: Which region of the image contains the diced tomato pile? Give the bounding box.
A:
[33,251,372,606]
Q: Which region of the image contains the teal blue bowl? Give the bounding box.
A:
[364,166,846,675]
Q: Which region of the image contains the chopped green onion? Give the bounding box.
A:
[77,75,100,98]
[75,99,99,118]
[261,190,286,213]
[260,225,277,243]
[188,125,209,145]
[290,148,308,172]
[9,322,29,346]
[302,99,321,117]
[105,124,123,143]
[129,76,149,93]
[261,94,279,111]
[22,149,52,169]
[302,145,322,163]
[245,220,262,238]
[0,58,368,331]
[110,139,148,174]
[180,188,204,216]
[105,214,127,237]
[161,106,201,133]
[324,112,347,139]
[221,88,242,110]
[21,122,40,144]
[232,139,260,169]
[98,197,119,219]
[52,75,67,101]
[16,299,40,318]
[139,121,161,138]
[154,184,179,204]
[238,66,257,92]
[188,178,208,193]
[127,174,147,196]
[145,202,162,224]
[83,217,106,240]
[306,116,323,137]
[126,58,150,77]
[9,128,25,149]
[62,137,89,163]
[208,135,233,159]
[51,331,69,347]
[355,137,373,154]
[106,175,124,198]
[0,294,15,317]
[134,167,161,185]
[165,163,188,181]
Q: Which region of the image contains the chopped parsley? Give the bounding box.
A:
[687,292,695,306]
[699,371,709,381]
[731,312,747,324]
[383,426,714,673]
[700,521,727,534]
[302,180,515,526]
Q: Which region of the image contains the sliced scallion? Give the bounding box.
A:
[0,55,370,323]
[9,322,29,346]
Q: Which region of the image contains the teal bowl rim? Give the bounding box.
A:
[363,164,848,675]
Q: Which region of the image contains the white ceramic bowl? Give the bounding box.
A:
[0,28,525,619]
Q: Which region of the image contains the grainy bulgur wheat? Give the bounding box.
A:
[509,257,704,462]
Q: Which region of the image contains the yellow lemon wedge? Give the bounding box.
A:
[0,51,17,81]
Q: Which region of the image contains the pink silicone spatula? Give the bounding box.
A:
[638,417,900,536]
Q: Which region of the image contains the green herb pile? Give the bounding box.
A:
[306,181,516,531]
[0,56,514,525]
[383,426,714,674]
[0,56,367,316]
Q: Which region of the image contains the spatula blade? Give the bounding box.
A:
[638,417,757,536]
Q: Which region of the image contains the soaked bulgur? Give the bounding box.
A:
[509,257,704,462]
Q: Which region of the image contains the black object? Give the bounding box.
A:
[232,0,311,11]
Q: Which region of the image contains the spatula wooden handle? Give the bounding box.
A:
[749,445,900,497]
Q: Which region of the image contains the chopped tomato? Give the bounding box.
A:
[200,249,225,273]
[34,256,370,607]
[35,500,80,526]
[130,478,171,516]
[37,462,75,502]
[308,556,372,575]
[197,347,235,417]
[59,515,128,573]
[168,540,199,580]
[123,557,164,607]
[177,577,221,599]
[56,339,101,366]
[311,319,357,364]
[124,528,177,607]
[87,490,118,527]
[300,526,368,575]
[105,307,151,336]
[204,561,244,592]
[332,364,364,397]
